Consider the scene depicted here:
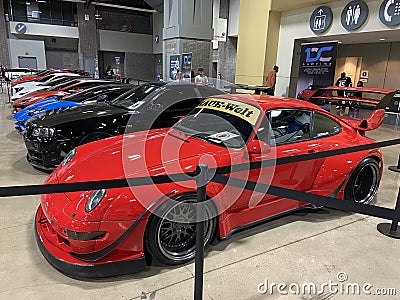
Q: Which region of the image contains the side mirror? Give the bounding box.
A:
[96,95,108,102]
[246,139,271,155]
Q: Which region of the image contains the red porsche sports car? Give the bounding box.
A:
[35,94,384,277]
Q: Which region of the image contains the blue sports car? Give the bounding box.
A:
[14,84,133,132]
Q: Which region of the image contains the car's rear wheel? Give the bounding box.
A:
[344,158,380,204]
[145,194,217,265]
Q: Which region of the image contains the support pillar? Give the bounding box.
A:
[77,3,98,76]
[0,0,10,67]
[235,0,281,85]
[163,0,213,81]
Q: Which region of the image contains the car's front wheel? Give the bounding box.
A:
[344,157,381,204]
[145,194,217,265]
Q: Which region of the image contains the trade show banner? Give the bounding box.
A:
[181,53,192,82]
[296,41,338,97]
[169,54,181,82]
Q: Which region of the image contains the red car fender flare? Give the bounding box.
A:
[71,190,176,262]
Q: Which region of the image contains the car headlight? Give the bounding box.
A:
[85,189,107,212]
[31,127,55,138]
[61,148,76,166]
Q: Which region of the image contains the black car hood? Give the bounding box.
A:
[28,103,128,127]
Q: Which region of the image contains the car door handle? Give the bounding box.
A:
[308,149,316,154]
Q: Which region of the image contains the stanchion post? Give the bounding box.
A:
[377,154,400,238]
[194,164,209,300]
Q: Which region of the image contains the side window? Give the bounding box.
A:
[313,113,341,138]
[255,114,270,144]
[268,109,312,146]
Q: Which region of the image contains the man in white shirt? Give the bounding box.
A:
[194,67,208,85]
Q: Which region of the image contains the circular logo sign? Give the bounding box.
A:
[15,23,27,34]
[341,0,369,31]
[379,0,400,27]
[310,6,333,34]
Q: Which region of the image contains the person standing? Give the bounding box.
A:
[265,65,279,96]
[1,65,6,80]
[104,66,114,80]
[336,72,352,96]
[195,67,208,85]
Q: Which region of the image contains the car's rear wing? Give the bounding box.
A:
[309,86,398,132]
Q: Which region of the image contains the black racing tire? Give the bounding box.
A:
[79,132,113,145]
[145,193,217,266]
[344,158,381,204]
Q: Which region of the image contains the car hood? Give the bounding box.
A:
[27,103,126,127]
[52,128,228,221]
[56,128,226,184]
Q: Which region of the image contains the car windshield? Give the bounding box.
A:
[37,75,54,82]
[110,84,160,110]
[48,79,79,91]
[35,70,48,76]
[46,77,73,86]
[172,98,261,149]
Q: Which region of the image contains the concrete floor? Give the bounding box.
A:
[0,93,399,299]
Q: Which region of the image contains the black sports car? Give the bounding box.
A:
[23,83,225,171]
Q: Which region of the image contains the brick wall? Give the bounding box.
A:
[45,50,79,70]
[217,0,237,84]
[125,52,155,81]
[0,0,10,66]
[164,38,212,79]
[77,3,98,74]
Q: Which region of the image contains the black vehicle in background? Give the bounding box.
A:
[23,83,225,171]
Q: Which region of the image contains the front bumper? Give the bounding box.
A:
[24,136,71,171]
[35,205,146,278]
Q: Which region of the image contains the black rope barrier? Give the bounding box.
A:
[0,172,196,198]
[210,174,398,221]
[212,138,400,175]
[0,138,399,198]
[377,155,400,238]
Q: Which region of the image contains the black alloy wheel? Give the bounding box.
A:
[145,194,217,265]
[344,158,381,204]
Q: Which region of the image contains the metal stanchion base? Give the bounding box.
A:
[389,166,400,173]
[377,223,400,239]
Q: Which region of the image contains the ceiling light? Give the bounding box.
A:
[338,41,342,44]
[379,38,386,41]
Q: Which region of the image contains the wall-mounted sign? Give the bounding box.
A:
[15,23,27,34]
[310,6,333,34]
[379,0,400,26]
[360,70,369,79]
[115,57,120,65]
[213,18,228,41]
[341,0,369,31]
[155,35,160,44]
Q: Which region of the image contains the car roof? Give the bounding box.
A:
[210,94,325,111]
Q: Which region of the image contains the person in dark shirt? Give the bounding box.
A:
[104,66,114,80]
[336,72,352,96]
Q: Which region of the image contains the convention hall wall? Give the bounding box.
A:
[338,42,400,90]
[276,0,400,97]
